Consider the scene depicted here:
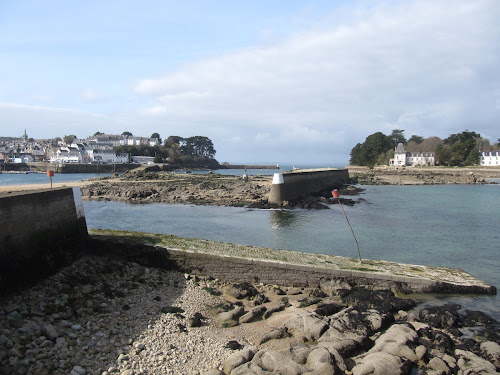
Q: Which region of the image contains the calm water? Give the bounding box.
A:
[0,172,112,186]
[83,184,500,320]
[0,163,346,185]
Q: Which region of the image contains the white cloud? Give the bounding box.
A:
[82,89,101,101]
[132,0,500,163]
[2,0,499,164]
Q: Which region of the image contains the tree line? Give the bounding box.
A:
[114,134,219,168]
[350,129,499,168]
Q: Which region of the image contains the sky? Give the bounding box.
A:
[1,0,499,164]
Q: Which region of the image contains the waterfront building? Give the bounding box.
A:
[480,150,500,166]
[389,143,435,167]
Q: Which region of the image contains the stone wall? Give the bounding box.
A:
[88,239,495,294]
[0,188,88,295]
[268,168,349,204]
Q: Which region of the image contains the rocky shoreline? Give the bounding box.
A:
[347,166,500,185]
[1,254,499,375]
[80,171,363,209]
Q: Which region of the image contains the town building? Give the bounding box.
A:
[389,143,435,167]
[480,150,500,166]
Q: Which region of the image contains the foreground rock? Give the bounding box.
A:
[2,255,499,375]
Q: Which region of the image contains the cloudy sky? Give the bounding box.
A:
[1,0,499,164]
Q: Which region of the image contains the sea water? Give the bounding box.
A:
[83,183,500,320]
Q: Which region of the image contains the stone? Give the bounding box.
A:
[415,345,427,361]
[4,304,20,315]
[455,349,497,374]
[306,347,337,375]
[284,312,329,342]
[224,282,258,299]
[342,289,416,313]
[42,324,59,340]
[428,357,450,375]
[259,327,289,344]
[418,304,460,329]
[216,306,245,323]
[222,346,257,374]
[120,370,134,375]
[202,369,224,375]
[253,349,304,375]
[352,352,407,375]
[225,341,242,350]
[278,345,312,365]
[239,306,267,324]
[480,341,500,369]
[70,365,86,375]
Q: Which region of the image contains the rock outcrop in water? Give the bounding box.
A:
[80,171,365,209]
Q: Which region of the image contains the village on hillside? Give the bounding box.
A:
[0,130,160,165]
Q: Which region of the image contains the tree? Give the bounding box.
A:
[150,132,162,144]
[408,135,424,144]
[389,129,406,145]
[122,131,133,136]
[165,136,183,148]
[437,130,481,166]
[181,136,216,158]
[63,135,76,145]
[349,132,392,167]
[93,131,104,136]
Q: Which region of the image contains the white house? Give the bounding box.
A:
[390,143,435,167]
[84,149,129,163]
[50,149,83,163]
[480,151,500,166]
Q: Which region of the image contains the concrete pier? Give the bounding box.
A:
[88,229,496,295]
[268,168,349,204]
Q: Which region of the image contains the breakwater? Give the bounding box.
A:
[88,230,496,295]
[268,168,349,204]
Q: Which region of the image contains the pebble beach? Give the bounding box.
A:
[0,255,240,375]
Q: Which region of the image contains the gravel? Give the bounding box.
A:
[0,256,242,375]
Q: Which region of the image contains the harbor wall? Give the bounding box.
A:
[268,168,350,204]
[88,239,496,295]
[0,188,88,295]
[2,162,140,173]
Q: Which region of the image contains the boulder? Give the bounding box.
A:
[224,282,258,299]
[216,306,245,325]
[480,341,500,369]
[455,349,498,374]
[427,356,450,375]
[305,347,337,375]
[342,289,416,313]
[284,312,329,342]
[230,362,269,375]
[240,306,267,324]
[222,346,258,374]
[318,308,392,356]
[418,304,460,329]
[351,352,409,375]
[253,349,304,375]
[319,279,352,297]
[368,324,418,362]
[259,327,289,344]
[278,345,312,365]
[461,310,498,327]
[263,299,288,319]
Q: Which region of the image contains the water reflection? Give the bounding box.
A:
[269,210,297,230]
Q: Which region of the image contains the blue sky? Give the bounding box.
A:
[1,0,499,164]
